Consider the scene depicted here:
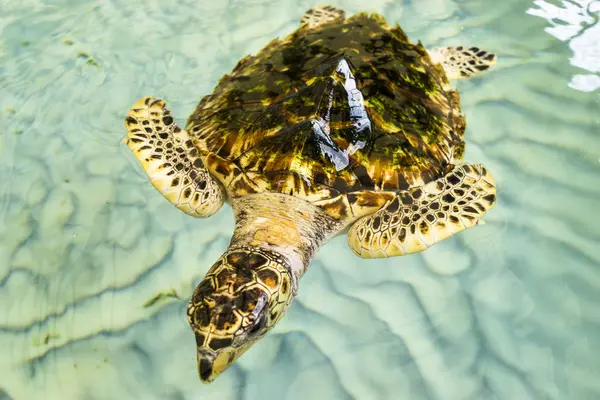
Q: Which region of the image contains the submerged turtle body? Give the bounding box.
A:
[189,12,464,208]
[124,5,497,384]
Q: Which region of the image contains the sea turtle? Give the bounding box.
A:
[124,5,497,383]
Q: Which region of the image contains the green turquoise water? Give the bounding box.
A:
[1,0,599,399]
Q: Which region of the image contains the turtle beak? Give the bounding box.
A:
[198,350,215,382]
[197,347,239,383]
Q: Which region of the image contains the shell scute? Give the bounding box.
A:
[187,12,465,200]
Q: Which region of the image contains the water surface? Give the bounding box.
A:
[1,0,599,399]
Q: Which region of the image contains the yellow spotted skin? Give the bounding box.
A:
[348,164,496,258]
[300,5,346,28]
[124,97,224,217]
[187,246,294,382]
[428,46,497,80]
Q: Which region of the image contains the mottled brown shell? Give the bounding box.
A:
[186,12,465,207]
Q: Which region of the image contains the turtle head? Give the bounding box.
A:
[187,247,295,383]
[187,192,345,382]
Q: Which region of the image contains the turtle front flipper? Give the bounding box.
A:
[124,97,224,218]
[428,46,497,79]
[347,163,496,258]
[300,5,346,29]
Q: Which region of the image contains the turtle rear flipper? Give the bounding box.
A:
[301,5,346,28]
[347,163,496,258]
[125,97,224,217]
[428,46,497,79]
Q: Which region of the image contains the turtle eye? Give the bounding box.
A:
[248,313,267,336]
[246,291,268,337]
